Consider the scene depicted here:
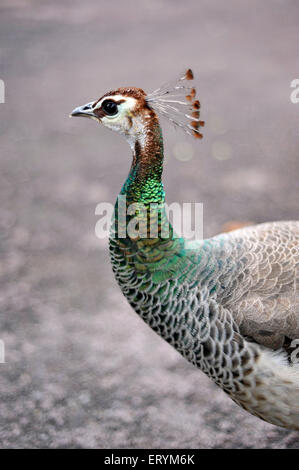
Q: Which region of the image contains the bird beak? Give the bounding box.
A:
[69,101,97,119]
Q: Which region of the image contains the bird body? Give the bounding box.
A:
[71,70,299,429]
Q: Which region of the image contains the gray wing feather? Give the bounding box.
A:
[222,221,299,349]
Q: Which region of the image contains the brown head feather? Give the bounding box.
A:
[191,120,200,129]
[192,130,203,139]
[185,69,194,80]
[93,87,147,109]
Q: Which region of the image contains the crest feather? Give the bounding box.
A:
[146,69,204,139]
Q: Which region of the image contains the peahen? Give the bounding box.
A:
[71,69,299,430]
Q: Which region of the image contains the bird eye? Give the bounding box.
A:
[101,100,118,116]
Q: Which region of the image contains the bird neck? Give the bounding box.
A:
[112,115,178,242]
[121,118,165,205]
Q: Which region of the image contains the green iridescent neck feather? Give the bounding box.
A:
[121,122,165,205]
[111,120,177,243]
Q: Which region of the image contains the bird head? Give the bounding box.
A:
[71,87,151,145]
[70,69,204,147]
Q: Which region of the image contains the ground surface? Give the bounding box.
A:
[0,0,299,449]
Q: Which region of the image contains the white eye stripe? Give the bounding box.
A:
[93,94,128,110]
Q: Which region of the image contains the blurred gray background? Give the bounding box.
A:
[0,0,299,448]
